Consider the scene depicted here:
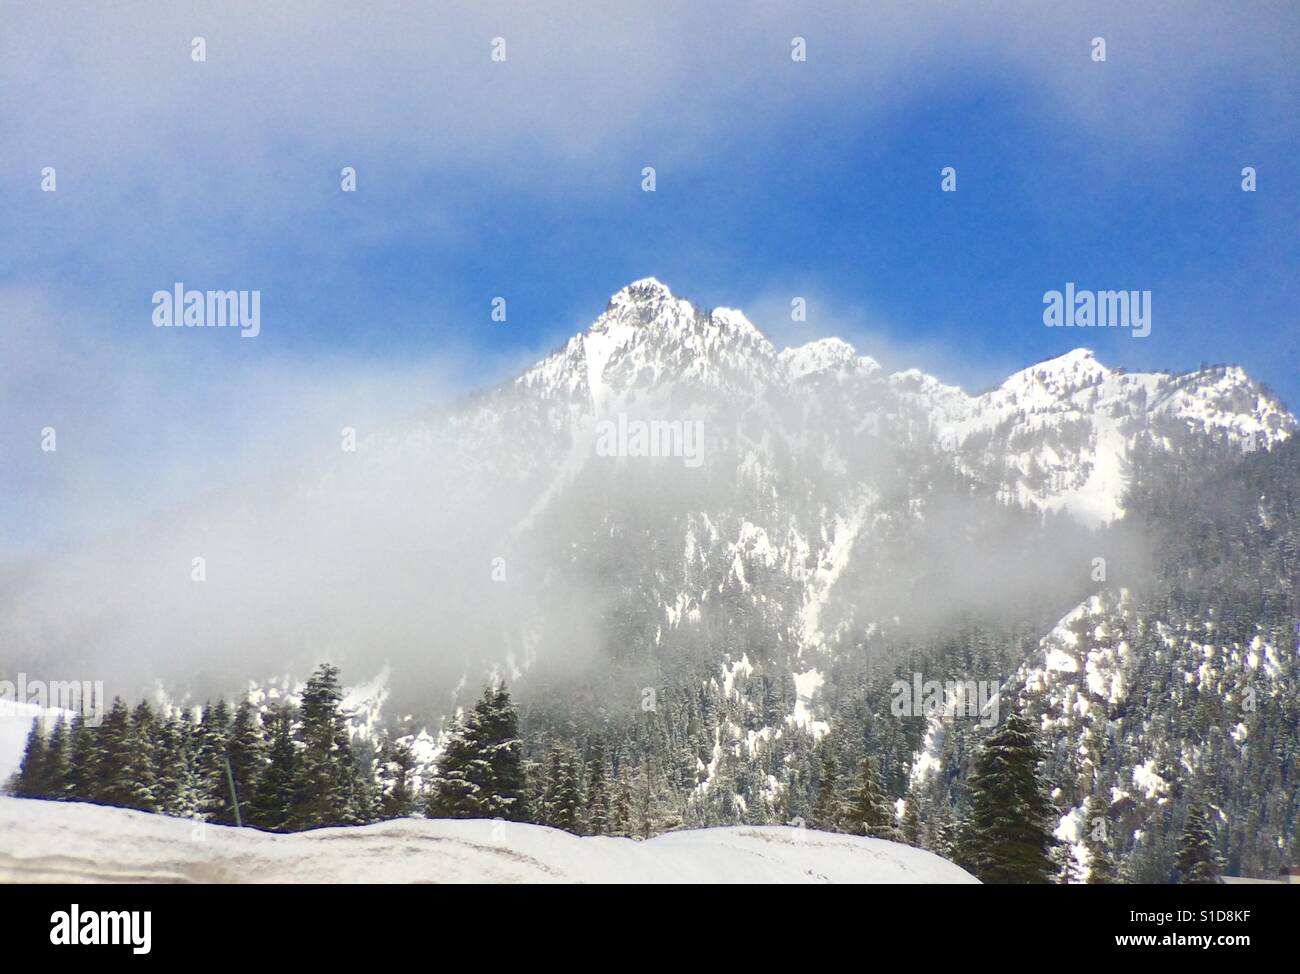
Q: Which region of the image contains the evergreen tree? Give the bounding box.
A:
[376,734,418,820]
[292,664,371,828]
[155,710,203,818]
[66,713,97,802]
[624,749,670,839]
[41,717,70,799]
[932,812,959,862]
[427,682,529,822]
[475,683,529,821]
[226,699,264,825]
[585,738,612,834]
[426,709,484,819]
[541,742,583,833]
[957,709,1057,883]
[901,796,922,847]
[1175,801,1222,884]
[251,703,299,831]
[92,698,133,807]
[811,740,843,832]
[1052,842,1084,884]
[196,700,235,823]
[911,773,958,858]
[9,719,48,798]
[294,664,342,827]
[1083,794,1118,883]
[610,774,633,837]
[846,754,898,839]
[121,701,161,813]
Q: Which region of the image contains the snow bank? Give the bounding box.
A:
[0,797,976,884]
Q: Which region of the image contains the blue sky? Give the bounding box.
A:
[2,0,1298,553]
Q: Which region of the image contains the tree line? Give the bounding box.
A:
[5,662,1223,882]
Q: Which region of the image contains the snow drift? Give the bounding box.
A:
[0,797,976,884]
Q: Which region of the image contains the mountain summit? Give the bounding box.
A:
[514,280,1294,525]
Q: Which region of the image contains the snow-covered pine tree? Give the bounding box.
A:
[1124,802,1175,884]
[9,719,48,798]
[846,754,898,840]
[196,700,235,823]
[426,682,528,822]
[92,698,133,807]
[540,743,563,827]
[780,729,814,827]
[1174,801,1222,884]
[155,710,204,819]
[41,716,70,799]
[226,698,265,824]
[610,773,633,837]
[900,794,922,847]
[66,712,97,802]
[811,738,843,832]
[621,749,674,839]
[1083,793,1118,883]
[933,813,959,862]
[426,708,484,819]
[291,663,375,828]
[251,703,299,831]
[121,700,161,813]
[957,708,1057,883]
[294,663,349,828]
[1052,842,1084,885]
[376,734,418,819]
[585,737,611,834]
[476,683,529,822]
[540,741,583,833]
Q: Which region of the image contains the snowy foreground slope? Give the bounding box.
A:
[0,797,975,884]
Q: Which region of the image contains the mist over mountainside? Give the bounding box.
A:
[3,279,1296,881]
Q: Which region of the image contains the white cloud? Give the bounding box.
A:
[3,1,1294,225]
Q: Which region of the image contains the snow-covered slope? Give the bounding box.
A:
[0,797,976,884]
[921,348,1293,526]
[311,277,1296,758]
[478,281,1296,671]
[1010,577,1297,881]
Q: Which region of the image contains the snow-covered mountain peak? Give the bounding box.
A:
[595,280,767,346]
[1000,348,1110,397]
[887,367,970,418]
[518,280,778,406]
[592,277,695,337]
[779,337,881,382]
[515,282,1292,524]
[607,276,676,308]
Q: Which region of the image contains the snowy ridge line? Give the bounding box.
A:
[509,280,1294,528]
[0,797,977,884]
